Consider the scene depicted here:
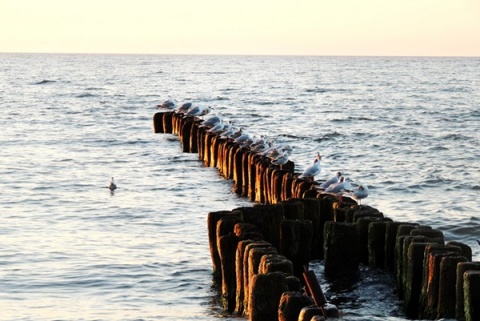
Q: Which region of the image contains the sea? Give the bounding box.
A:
[0,53,479,321]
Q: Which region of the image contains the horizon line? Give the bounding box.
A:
[1,51,479,59]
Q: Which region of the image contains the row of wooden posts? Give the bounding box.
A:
[153,111,480,321]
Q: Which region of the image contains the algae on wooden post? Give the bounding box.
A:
[324,221,360,279]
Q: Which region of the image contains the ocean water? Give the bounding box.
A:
[0,53,479,321]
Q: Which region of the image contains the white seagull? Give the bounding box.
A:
[200,114,222,128]
[325,177,352,193]
[320,171,342,189]
[298,152,322,181]
[156,99,177,110]
[346,184,369,205]
[186,105,211,117]
[271,152,289,170]
[176,102,193,114]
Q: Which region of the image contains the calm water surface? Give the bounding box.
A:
[0,54,479,320]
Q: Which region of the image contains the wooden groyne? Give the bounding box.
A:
[154,111,479,321]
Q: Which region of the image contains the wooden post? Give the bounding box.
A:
[248,272,289,321]
[384,221,409,272]
[403,242,432,318]
[242,241,274,315]
[368,220,390,269]
[278,292,315,321]
[456,262,480,320]
[207,210,234,279]
[324,221,360,278]
[235,240,255,316]
[279,219,313,278]
[218,233,242,312]
[463,270,480,321]
[437,255,469,319]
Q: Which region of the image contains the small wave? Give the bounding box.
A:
[441,133,470,141]
[76,93,98,98]
[305,88,329,93]
[34,79,56,85]
[313,131,342,143]
[429,145,449,151]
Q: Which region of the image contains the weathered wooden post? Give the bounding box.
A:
[279,199,304,220]
[162,111,174,133]
[394,223,418,298]
[218,233,242,312]
[153,112,165,133]
[278,292,315,321]
[233,204,284,250]
[207,210,234,279]
[281,171,294,201]
[324,221,360,278]
[248,272,289,321]
[368,220,391,269]
[463,270,480,321]
[258,253,294,275]
[186,119,199,153]
[384,221,409,272]
[298,306,325,321]
[403,241,432,318]
[356,216,383,265]
[289,198,323,260]
[437,255,469,319]
[242,241,274,315]
[456,262,480,320]
[420,250,460,319]
[279,219,313,278]
[233,147,244,195]
[234,239,255,315]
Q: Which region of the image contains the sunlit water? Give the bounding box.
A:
[0,54,479,320]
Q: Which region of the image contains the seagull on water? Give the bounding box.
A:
[109,177,117,191]
[298,152,322,181]
[320,171,342,189]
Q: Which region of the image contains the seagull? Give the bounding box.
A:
[251,141,271,154]
[234,131,251,144]
[108,177,117,191]
[156,99,177,110]
[176,102,193,114]
[207,120,227,133]
[220,127,239,139]
[200,114,222,128]
[346,184,369,205]
[281,144,293,156]
[320,171,342,189]
[325,177,352,193]
[298,152,322,181]
[271,152,289,170]
[240,137,253,148]
[185,105,211,117]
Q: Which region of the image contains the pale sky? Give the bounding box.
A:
[1,0,479,56]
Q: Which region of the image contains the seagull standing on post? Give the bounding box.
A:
[298,152,322,181]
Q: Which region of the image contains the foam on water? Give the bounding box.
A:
[0,53,479,320]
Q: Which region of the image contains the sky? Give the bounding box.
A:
[1,0,479,56]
